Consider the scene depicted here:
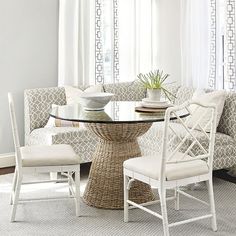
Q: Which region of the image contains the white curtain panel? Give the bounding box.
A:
[58,0,159,86]
[118,0,159,82]
[58,0,95,86]
[180,0,210,88]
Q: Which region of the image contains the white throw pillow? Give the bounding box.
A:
[192,89,206,99]
[45,104,80,128]
[187,90,226,132]
[65,85,103,104]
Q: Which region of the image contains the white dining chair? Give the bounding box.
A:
[8,93,81,222]
[123,100,217,236]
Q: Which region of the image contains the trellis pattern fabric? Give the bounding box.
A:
[217,92,236,139]
[174,87,195,105]
[24,87,66,143]
[103,81,146,101]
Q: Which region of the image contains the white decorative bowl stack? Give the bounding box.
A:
[141,98,172,109]
[79,92,114,111]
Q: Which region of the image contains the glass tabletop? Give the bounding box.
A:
[49,101,188,124]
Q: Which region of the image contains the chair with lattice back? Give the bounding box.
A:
[123,100,217,236]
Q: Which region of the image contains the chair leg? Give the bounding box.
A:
[10,169,17,205]
[68,172,72,196]
[174,187,180,210]
[124,175,129,223]
[206,179,217,231]
[50,172,58,180]
[158,187,169,236]
[10,175,22,222]
[75,169,80,217]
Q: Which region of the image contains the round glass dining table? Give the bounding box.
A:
[50,101,187,209]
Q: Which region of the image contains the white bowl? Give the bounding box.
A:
[79,92,114,111]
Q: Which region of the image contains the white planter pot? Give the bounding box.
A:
[147,89,161,101]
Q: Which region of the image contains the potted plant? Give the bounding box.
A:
[137,69,175,101]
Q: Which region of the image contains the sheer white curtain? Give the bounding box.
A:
[58,0,159,86]
[58,0,95,86]
[180,0,210,88]
[118,0,159,82]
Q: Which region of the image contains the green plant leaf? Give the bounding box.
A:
[137,69,173,90]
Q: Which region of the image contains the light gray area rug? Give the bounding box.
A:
[0,173,235,236]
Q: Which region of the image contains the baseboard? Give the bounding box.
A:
[0,153,15,168]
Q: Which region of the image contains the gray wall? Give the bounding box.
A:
[0,0,59,153]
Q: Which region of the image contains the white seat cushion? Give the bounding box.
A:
[21,144,80,167]
[27,126,98,163]
[123,152,209,181]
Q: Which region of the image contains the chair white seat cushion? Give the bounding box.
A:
[123,152,209,181]
[27,126,98,163]
[21,144,80,167]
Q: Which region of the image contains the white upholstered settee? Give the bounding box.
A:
[24,82,236,170]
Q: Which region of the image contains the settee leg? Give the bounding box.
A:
[50,172,58,180]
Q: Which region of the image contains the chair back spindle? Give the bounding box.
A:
[160,100,217,182]
[8,93,22,170]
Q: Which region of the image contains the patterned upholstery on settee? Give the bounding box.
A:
[139,87,236,170]
[174,87,236,170]
[103,81,146,101]
[217,92,236,139]
[139,122,236,170]
[24,87,67,144]
[24,82,147,163]
[24,83,236,169]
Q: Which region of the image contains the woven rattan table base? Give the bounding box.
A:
[83,122,155,209]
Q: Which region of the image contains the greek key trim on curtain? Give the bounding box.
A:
[95,0,104,84]
[225,0,236,90]
[209,0,236,90]
[95,0,120,85]
[113,0,120,84]
[209,0,217,89]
